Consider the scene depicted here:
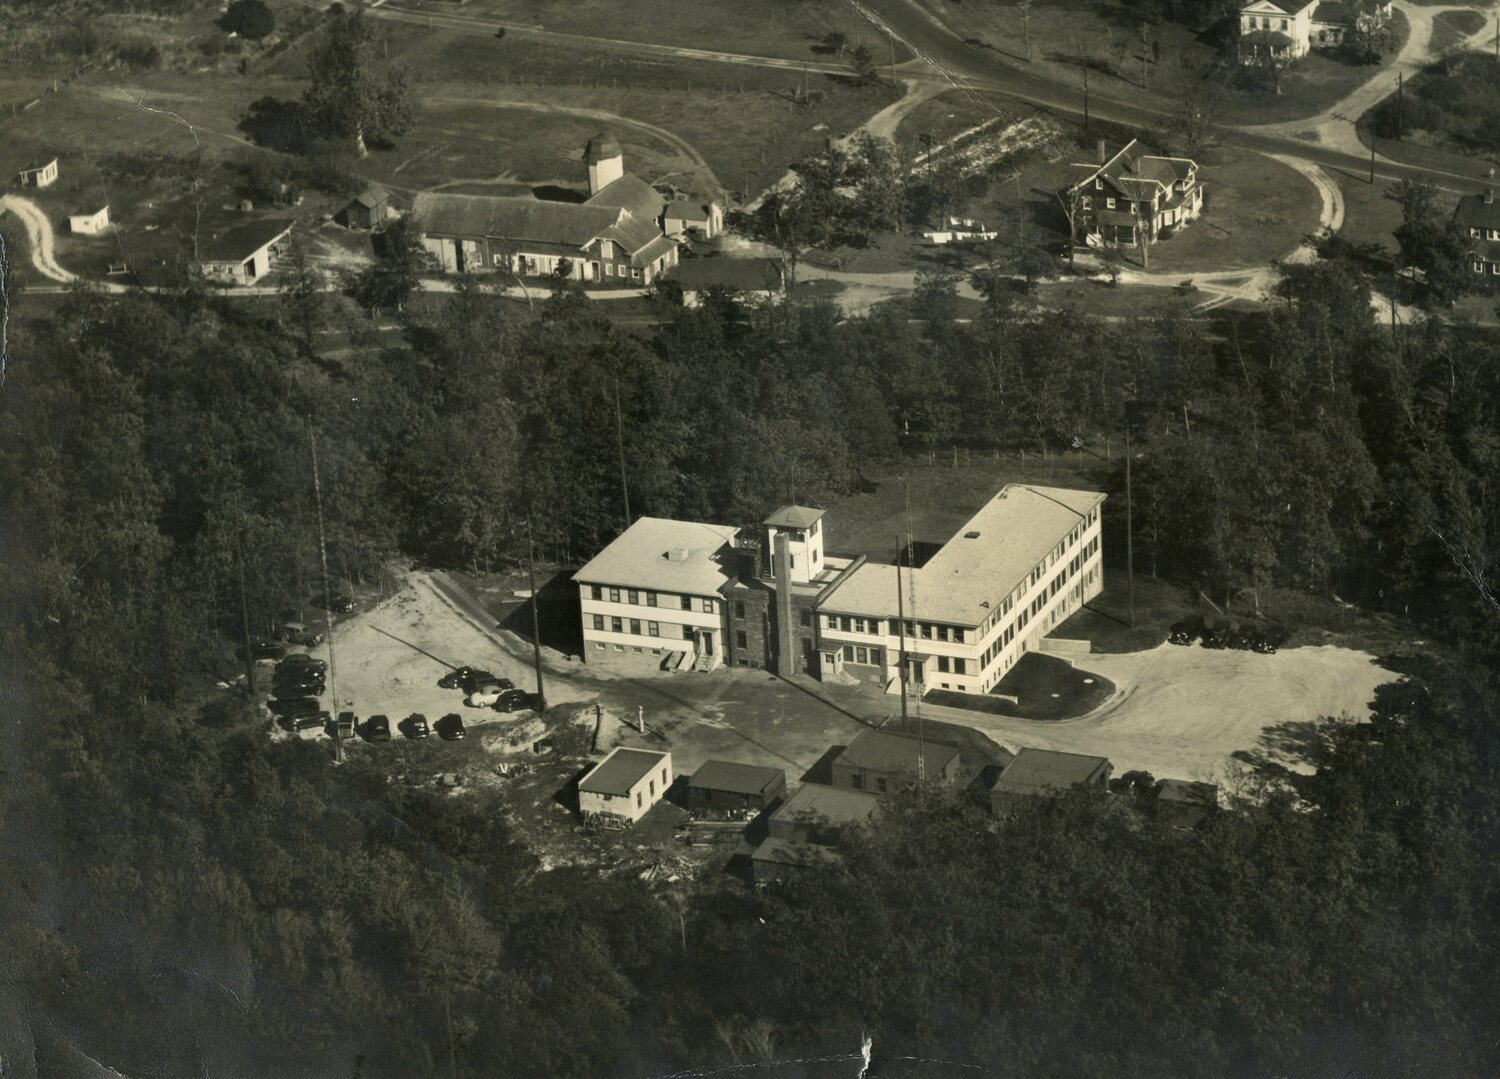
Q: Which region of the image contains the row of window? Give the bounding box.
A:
[1467,227,1500,241]
[1244,15,1290,30]
[588,584,717,615]
[591,614,696,641]
[822,612,970,644]
[1472,261,1500,275]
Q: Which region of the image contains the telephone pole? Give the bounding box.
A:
[309,427,343,763]
[613,377,631,530]
[894,533,909,726]
[526,519,548,713]
[1125,426,1136,629]
[236,499,256,698]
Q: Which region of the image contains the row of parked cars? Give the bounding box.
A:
[246,594,359,660]
[1169,615,1287,654]
[268,653,331,729]
[439,666,534,712]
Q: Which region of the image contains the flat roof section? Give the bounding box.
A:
[995,747,1111,796]
[579,747,669,796]
[574,517,740,596]
[770,783,880,829]
[764,505,825,530]
[687,760,785,796]
[836,730,960,777]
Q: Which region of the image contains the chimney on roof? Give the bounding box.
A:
[1485,188,1496,206]
[1098,138,1107,165]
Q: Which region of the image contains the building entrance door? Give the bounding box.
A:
[699,631,714,656]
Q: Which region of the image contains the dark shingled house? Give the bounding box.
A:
[990,747,1112,810]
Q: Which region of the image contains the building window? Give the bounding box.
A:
[628,590,638,605]
[851,773,864,789]
[701,598,714,614]
[954,628,965,643]
[920,623,933,640]
[611,617,623,633]
[844,645,855,661]
[937,625,949,642]
[870,647,882,665]
[595,642,605,650]
[801,610,812,627]
[827,614,838,629]
[737,630,748,649]
[646,591,658,607]
[609,588,620,603]
[631,267,641,278]
[683,625,695,640]
[648,621,659,637]
[649,779,655,796]
[681,595,693,611]
[955,658,967,675]
[593,614,604,631]
[630,619,641,635]
[735,601,746,619]
[855,646,868,664]
[636,791,642,808]
[1106,197,1116,209]
[840,616,852,632]
[938,655,950,674]
[590,584,602,600]
[877,777,888,793]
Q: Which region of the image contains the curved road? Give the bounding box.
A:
[0,195,76,283]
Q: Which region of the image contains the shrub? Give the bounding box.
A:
[114,40,162,70]
[222,0,276,41]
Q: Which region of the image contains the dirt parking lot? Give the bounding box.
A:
[893,643,1396,786]
[290,568,1400,795]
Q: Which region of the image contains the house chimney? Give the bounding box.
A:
[1098,138,1107,164]
[1485,187,1495,206]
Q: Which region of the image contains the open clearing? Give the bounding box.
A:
[873,642,1395,786]
[323,566,1400,800]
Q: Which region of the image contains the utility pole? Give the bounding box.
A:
[894,533,909,726]
[1396,70,1403,141]
[1125,426,1136,629]
[526,519,547,713]
[236,501,256,698]
[1370,123,1377,185]
[1082,62,1091,133]
[613,378,631,530]
[920,132,934,179]
[1140,24,1150,90]
[309,427,343,764]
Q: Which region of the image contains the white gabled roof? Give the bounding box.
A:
[574,517,740,596]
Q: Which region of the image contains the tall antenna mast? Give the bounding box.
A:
[905,477,924,785]
[309,426,343,764]
[894,533,908,726]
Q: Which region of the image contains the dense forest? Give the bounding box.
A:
[2,259,1499,1075]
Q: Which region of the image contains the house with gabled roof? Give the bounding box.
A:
[197,219,293,285]
[1456,189,1500,283]
[1237,0,1392,61]
[1065,139,1203,249]
[412,134,680,286]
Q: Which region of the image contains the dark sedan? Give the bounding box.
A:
[436,713,467,741]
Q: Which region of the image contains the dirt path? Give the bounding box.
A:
[0,195,76,283]
[1247,0,1500,158]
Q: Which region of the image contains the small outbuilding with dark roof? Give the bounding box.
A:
[830,729,961,794]
[991,747,1111,809]
[767,783,880,845]
[686,760,786,816]
[578,746,673,823]
[341,186,389,230]
[1154,779,1218,829]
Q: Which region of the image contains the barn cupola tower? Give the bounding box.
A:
[585,133,625,196]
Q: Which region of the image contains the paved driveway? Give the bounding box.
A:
[892,642,1396,785]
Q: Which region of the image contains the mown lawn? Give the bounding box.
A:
[392,0,913,63]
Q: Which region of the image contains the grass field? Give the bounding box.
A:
[392,0,913,62]
[1429,9,1490,53]
[904,0,1409,126]
[1333,171,1401,255]
[822,454,1105,562]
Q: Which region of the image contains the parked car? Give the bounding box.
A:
[1168,619,1202,646]
[1229,623,1260,651]
[438,666,483,690]
[277,653,327,675]
[436,713,467,741]
[494,688,532,713]
[1202,620,1232,649]
[402,713,430,739]
[274,697,323,719]
[274,669,325,690]
[293,713,328,731]
[281,622,325,648]
[466,681,508,707]
[313,591,354,615]
[335,711,357,738]
[366,714,392,742]
[250,638,286,660]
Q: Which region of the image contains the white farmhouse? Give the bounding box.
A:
[68,206,110,235]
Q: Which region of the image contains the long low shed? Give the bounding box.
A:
[685,760,786,815]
